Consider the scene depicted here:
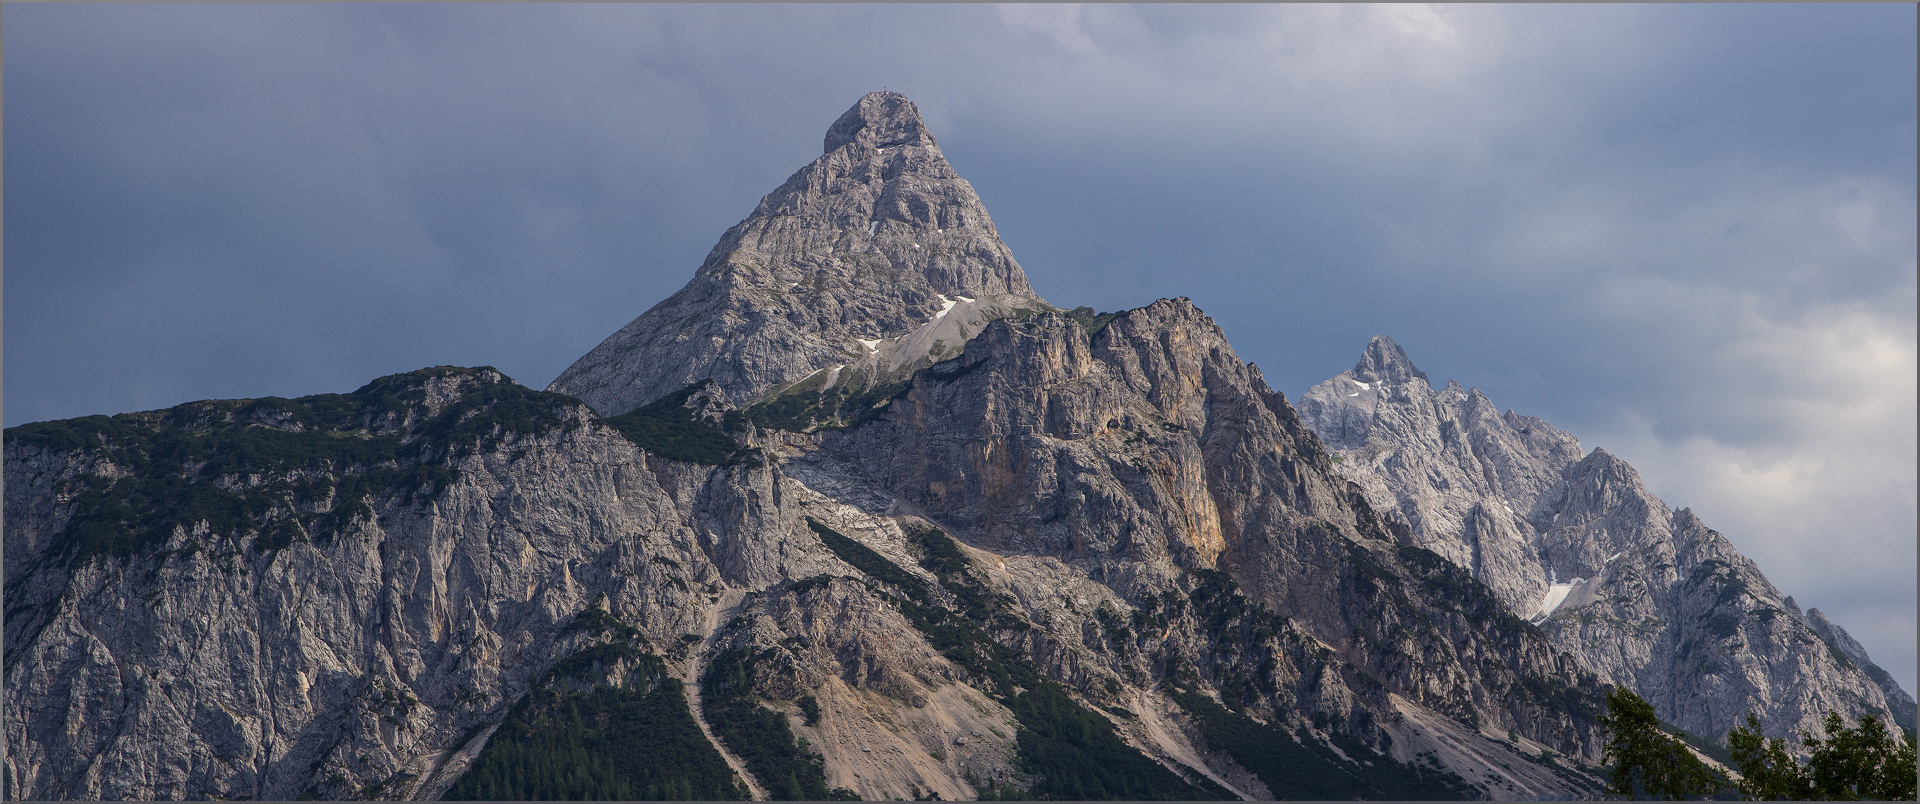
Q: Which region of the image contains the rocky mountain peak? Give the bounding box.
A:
[547,92,1048,416]
[1565,447,1643,499]
[823,91,936,153]
[1352,335,1430,385]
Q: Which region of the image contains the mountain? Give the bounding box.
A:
[1297,335,1913,748]
[7,94,1639,801]
[548,92,1050,416]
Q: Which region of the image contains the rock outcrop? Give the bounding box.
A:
[1800,605,1918,731]
[1298,335,1912,747]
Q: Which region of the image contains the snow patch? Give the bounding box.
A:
[932,294,959,321]
[1349,392,1360,397]
[1350,379,1371,390]
[955,295,975,303]
[856,339,882,351]
[867,220,878,237]
[1533,579,1585,620]
[788,282,799,291]
[1606,552,1623,563]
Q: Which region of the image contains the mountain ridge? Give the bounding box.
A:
[1297,334,1912,748]
[7,92,1867,801]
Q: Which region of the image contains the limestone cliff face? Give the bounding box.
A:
[1298,336,1909,746]
[3,369,791,800]
[825,304,1610,760]
[548,92,1049,416]
[1800,606,1918,731]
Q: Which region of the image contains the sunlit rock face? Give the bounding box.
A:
[1298,335,1577,613]
[1299,336,1911,745]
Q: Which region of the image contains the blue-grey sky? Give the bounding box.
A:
[7,4,1914,695]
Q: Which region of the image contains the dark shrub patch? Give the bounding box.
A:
[1168,685,1473,800]
[701,648,858,801]
[448,647,747,801]
[1064,307,1123,343]
[807,518,931,604]
[604,381,752,466]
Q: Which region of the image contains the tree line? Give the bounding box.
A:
[1599,687,1916,800]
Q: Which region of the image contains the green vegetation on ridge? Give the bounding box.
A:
[604,380,754,465]
[1062,306,1123,342]
[5,366,573,564]
[807,518,931,604]
[740,369,911,433]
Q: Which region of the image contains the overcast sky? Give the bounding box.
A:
[7,4,1914,695]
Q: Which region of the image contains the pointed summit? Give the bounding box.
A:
[1352,335,1430,385]
[549,93,1049,416]
[824,91,935,153]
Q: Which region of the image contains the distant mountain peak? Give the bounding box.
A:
[1352,335,1430,385]
[824,91,936,153]
[1298,335,1909,744]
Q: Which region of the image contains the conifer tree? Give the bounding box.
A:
[1726,713,1813,800]
[1720,709,1915,801]
[1597,688,1729,800]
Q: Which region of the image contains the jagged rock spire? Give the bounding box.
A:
[549,92,1048,415]
[824,91,936,153]
[1351,335,1430,385]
